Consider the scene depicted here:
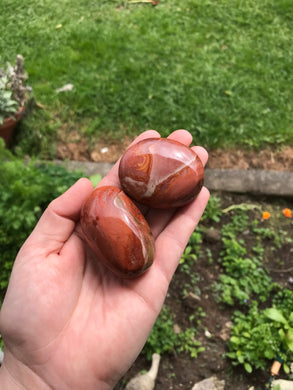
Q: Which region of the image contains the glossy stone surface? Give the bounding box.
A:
[119,138,204,208]
[81,186,155,278]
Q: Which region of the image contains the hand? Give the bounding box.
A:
[0,130,209,390]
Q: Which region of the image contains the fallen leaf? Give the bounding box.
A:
[56,84,74,93]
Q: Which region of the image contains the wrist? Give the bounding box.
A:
[0,352,51,390]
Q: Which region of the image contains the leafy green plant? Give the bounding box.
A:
[227,289,293,374]
[0,80,18,123]
[179,229,202,297]
[0,55,30,124]
[201,195,222,223]
[265,308,293,356]
[221,211,249,237]
[180,230,202,268]
[251,220,288,249]
[177,327,205,359]
[214,211,274,305]
[0,139,84,301]
[217,238,273,305]
[143,305,204,360]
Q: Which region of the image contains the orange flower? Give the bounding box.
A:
[283,208,292,218]
[262,211,271,220]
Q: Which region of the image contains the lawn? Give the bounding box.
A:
[1,0,292,156]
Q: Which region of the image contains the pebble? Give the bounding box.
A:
[204,229,221,243]
[219,321,233,342]
[191,376,225,390]
[271,379,293,390]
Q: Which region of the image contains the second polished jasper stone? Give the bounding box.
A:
[80,186,155,278]
[119,138,204,208]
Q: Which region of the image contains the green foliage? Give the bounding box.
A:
[180,230,201,267]
[214,211,274,305]
[217,238,273,305]
[0,55,30,124]
[201,195,222,223]
[143,305,204,360]
[1,0,293,153]
[179,229,202,297]
[227,289,293,373]
[0,139,84,300]
[176,327,205,358]
[0,86,18,124]
[265,289,293,357]
[251,220,288,249]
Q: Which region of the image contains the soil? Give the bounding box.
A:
[55,130,293,171]
[114,193,293,390]
[56,130,293,389]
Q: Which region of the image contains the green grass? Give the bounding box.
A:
[1,0,292,155]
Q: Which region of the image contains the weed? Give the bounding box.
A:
[201,195,222,223]
[205,248,214,264]
[180,229,202,269]
[227,289,293,373]
[143,305,204,360]
[214,210,274,305]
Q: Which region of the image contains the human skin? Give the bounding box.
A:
[0,129,209,390]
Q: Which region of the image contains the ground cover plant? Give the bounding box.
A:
[1,0,292,156]
[0,139,85,302]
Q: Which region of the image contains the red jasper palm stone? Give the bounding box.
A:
[81,186,155,278]
[119,138,204,208]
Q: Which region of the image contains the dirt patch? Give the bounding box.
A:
[56,130,293,171]
[56,130,132,163]
[207,147,293,172]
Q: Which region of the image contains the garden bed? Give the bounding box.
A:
[1,143,292,390]
[114,192,293,390]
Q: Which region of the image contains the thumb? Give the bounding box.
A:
[25,178,93,256]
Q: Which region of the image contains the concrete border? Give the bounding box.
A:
[204,169,293,197]
[53,160,293,198]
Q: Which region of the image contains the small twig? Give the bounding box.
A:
[222,203,262,214]
[267,266,293,273]
[128,0,160,5]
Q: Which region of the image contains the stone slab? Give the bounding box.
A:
[53,160,115,179]
[53,160,293,198]
[204,169,293,197]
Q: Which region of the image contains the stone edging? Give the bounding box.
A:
[53,160,293,198]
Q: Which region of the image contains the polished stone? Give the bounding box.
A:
[81,186,155,278]
[119,138,204,208]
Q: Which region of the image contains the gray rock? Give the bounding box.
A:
[191,376,225,390]
[272,379,293,390]
[204,169,293,197]
[125,353,161,390]
[205,228,221,243]
[53,160,115,179]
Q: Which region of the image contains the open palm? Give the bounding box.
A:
[0,130,209,390]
